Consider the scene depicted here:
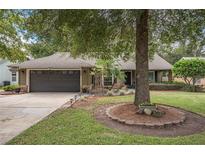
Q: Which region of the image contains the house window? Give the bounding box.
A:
[12,72,17,82]
[104,76,113,86]
[148,71,155,83]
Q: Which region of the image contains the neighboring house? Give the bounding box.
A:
[0,59,18,86]
[174,57,205,86]
[9,52,172,92]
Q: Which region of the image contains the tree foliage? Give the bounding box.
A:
[24,10,205,61]
[0,10,26,62]
[91,59,125,87]
[24,10,138,59]
[153,10,205,64]
[173,58,205,91]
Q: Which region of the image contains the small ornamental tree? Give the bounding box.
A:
[91,59,125,90]
[173,58,205,91]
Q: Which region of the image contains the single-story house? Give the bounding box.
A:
[0,59,19,86]
[9,52,172,92]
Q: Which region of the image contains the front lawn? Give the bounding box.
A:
[8,91,205,145]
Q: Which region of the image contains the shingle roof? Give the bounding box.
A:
[12,52,172,70]
[118,54,172,70]
[13,52,94,69]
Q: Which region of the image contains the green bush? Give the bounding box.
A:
[3,85,20,91]
[161,81,185,85]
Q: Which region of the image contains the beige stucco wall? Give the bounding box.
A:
[82,67,92,88]
[156,70,172,82]
[19,69,26,85]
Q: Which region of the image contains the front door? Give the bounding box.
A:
[124,71,131,86]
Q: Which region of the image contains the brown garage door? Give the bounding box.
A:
[30,70,80,92]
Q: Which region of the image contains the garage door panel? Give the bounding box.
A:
[30,70,80,92]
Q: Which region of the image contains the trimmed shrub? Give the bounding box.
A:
[3,85,20,91]
[149,83,184,90]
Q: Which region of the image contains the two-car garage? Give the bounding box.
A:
[13,52,95,92]
[30,70,80,92]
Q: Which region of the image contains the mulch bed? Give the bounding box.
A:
[94,103,205,137]
[67,96,205,137]
[106,103,186,127]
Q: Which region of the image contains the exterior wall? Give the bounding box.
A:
[19,69,26,85]
[82,67,92,88]
[0,60,18,86]
[168,71,173,81]
[156,70,172,82]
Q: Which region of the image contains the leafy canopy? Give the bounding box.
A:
[0,10,26,62]
[1,10,205,62]
[24,10,205,61]
[154,10,205,64]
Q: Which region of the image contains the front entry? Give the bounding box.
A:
[124,71,131,86]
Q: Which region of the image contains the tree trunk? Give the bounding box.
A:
[134,10,150,105]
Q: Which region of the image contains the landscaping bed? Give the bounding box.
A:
[95,103,205,137]
[106,103,186,127]
[0,85,27,95]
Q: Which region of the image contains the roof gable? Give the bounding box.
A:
[13,52,172,70]
[15,52,95,69]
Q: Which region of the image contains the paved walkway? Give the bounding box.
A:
[0,92,78,144]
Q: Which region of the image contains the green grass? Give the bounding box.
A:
[7,91,205,145]
[97,91,205,115]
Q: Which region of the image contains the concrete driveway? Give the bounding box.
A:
[0,92,77,144]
